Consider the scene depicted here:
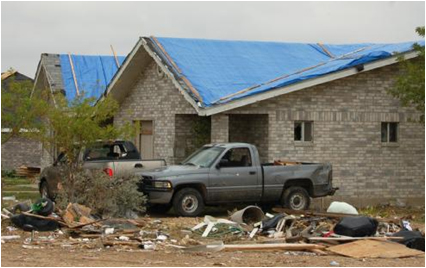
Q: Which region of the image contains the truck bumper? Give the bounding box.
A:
[142,189,174,205]
[312,185,339,197]
[138,178,174,204]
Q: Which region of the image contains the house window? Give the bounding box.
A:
[381,122,398,143]
[294,121,313,142]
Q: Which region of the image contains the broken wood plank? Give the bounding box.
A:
[110,45,120,68]
[327,239,424,258]
[68,53,80,96]
[223,243,325,252]
[67,219,106,229]
[1,235,21,240]
[21,212,68,227]
[102,241,140,247]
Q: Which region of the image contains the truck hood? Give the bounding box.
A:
[138,165,209,179]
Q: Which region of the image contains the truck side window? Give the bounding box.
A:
[221,148,252,167]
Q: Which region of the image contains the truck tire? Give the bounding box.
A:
[173,188,205,217]
[283,186,310,210]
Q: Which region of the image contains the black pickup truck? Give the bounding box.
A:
[139,143,337,216]
[39,140,166,199]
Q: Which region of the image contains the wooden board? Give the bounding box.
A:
[223,243,325,251]
[328,240,424,259]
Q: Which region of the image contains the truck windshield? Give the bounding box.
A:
[182,146,225,168]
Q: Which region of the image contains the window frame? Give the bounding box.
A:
[381,122,399,143]
[294,121,314,142]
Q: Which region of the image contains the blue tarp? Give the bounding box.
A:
[153,37,424,107]
[59,55,125,102]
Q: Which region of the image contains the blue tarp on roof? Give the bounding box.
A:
[152,37,424,107]
[59,55,125,102]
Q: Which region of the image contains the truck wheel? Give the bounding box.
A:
[173,188,205,217]
[283,186,310,210]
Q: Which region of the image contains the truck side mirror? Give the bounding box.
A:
[217,159,228,169]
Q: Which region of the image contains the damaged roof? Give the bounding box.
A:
[34,53,125,102]
[147,37,424,107]
[1,70,32,82]
[104,37,424,115]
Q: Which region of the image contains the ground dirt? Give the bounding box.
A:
[1,241,425,267]
[1,210,425,267]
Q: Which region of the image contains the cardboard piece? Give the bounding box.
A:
[328,239,424,258]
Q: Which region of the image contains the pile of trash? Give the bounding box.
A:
[1,199,425,259]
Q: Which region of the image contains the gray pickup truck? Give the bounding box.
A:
[139,143,337,216]
[39,140,166,199]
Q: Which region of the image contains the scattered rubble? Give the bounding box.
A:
[1,200,424,260]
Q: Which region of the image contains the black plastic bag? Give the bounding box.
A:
[10,214,59,232]
[334,216,378,237]
[393,230,425,251]
[261,214,285,232]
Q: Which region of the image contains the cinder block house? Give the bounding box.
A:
[31,53,125,167]
[104,37,424,206]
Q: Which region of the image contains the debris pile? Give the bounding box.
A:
[1,200,424,259]
[15,165,41,179]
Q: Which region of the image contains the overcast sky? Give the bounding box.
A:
[1,1,425,77]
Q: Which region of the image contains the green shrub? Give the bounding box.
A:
[55,169,147,218]
[1,169,17,178]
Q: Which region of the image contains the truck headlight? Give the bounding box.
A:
[152,181,172,189]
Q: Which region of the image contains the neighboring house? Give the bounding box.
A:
[32,53,125,167]
[1,70,43,171]
[104,37,425,206]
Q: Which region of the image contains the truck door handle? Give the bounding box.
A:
[249,171,256,175]
[134,164,143,168]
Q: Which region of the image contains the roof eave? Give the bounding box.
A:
[100,38,201,114]
[198,50,419,116]
[99,38,144,104]
[141,38,202,113]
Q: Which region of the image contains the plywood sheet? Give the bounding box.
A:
[328,239,424,259]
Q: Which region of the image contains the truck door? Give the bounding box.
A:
[208,147,262,202]
[108,143,141,177]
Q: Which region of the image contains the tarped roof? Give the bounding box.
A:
[59,54,125,102]
[151,37,424,107]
